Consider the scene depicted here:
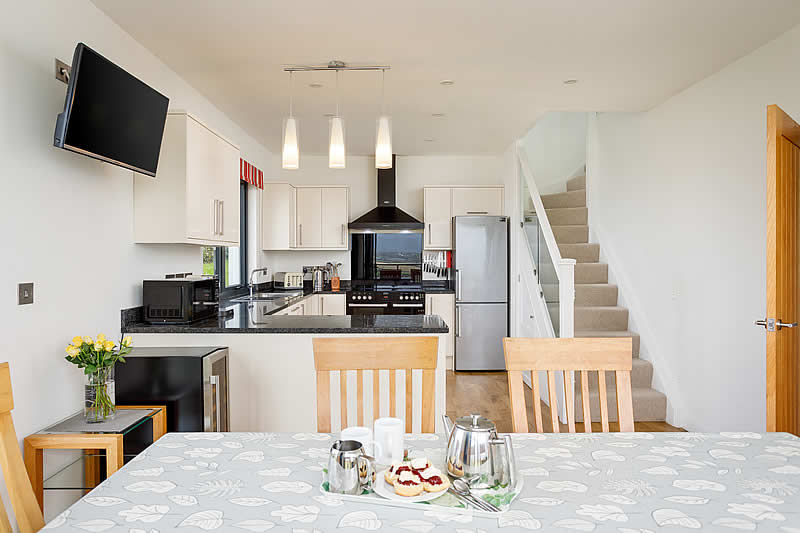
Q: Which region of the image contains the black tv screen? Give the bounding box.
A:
[54,43,169,177]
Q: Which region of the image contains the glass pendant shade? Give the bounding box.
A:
[375,116,392,169]
[282,117,299,170]
[329,116,346,169]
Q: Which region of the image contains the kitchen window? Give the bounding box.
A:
[202,181,248,294]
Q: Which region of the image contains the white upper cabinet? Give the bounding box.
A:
[321,187,349,249]
[451,187,504,217]
[262,183,296,250]
[296,187,323,248]
[424,187,453,250]
[422,186,504,250]
[135,111,240,245]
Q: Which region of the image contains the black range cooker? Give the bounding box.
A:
[346,284,425,315]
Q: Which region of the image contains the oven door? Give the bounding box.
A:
[391,302,426,315]
[347,302,390,315]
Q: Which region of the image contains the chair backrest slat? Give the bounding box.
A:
[313,338,438,433]
[503,338,634,433]
[0,363,45,533]
[580,370,592,433]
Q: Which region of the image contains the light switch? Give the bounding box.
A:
[18,282,34,305]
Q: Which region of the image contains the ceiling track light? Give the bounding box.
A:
[375,69,392,169]
[282,71,299,170]
[280,61,392,171]
[329,69,345,169]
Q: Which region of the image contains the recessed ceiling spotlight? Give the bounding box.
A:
[431,113,446,118]
[424,138,435,142]
[309,82,323,88]
[563,79,578,85]
[439,80,454,86]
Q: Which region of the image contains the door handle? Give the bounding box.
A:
[219,200,224,236]
[299,224,303,246]
[212,199,218,235]
[755,318,798,331]
[456,306,462,337]
[455,269,462,301]
[209,375,221,431]
[428,223,431,244]
[467,211,488,215]
[341,224,345,245]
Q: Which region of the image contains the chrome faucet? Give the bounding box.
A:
[249,267,270,299]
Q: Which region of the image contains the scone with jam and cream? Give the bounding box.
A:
[384,461,413,484]
[393,470,424,497]
[419,466,450,492]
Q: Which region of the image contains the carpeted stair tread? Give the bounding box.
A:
[559,243,600,263]
[546,207,587,225]
[541,189,586,209]
[575,330,640,358]
[574,387,667,423]
[575,284,618,306]
[575,305,629,331]
[552,225,589,244]
[575,263,608,284]
[567,175,586,191]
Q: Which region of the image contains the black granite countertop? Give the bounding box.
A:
[122,280,453,334]
[123,302,448,334]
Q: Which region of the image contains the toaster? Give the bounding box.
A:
[273,272,304,289]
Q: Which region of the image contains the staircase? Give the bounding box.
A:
[542,175,667,422]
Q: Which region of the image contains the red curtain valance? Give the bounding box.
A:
[240,158,263,189]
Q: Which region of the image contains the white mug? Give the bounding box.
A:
[341,426,373,456]
[373,417,404,465]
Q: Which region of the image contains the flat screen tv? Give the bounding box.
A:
[54,43,169,177]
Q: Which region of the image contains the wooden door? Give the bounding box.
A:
[765,104,800,435]
[424,188,452,249]
[451,187,504,217]
[321,187,349,249]
[296,187,322,248]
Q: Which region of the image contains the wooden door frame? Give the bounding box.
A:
[766,104,800,434]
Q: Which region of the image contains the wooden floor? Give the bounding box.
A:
[446,371,683,433]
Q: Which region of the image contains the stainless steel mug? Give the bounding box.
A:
[328,440,375,495]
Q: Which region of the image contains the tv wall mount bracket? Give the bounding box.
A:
[55,58,71,84]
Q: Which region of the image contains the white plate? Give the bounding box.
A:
[373,469,447,503]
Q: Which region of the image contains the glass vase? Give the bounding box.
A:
[84,366,116,423]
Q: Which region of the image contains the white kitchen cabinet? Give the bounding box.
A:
[426,293,455,362]
[319,294,346,316]
[423,187,453,250]
[321,187,349,249]
[296,187,322,248]
[135,111,240,245]
[451,187,504,217]
[262,183,296,250]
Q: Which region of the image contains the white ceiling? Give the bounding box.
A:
[92,0,800,156]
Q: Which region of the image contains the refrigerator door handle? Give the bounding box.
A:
[456,269,462,301]
[456,306,462,337]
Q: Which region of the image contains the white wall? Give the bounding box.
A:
[520,112,587,195]
[0,0,274,520]
[587,23,800,432]
[261,154,504,278]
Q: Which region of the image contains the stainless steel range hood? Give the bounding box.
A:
[348,155,424,233]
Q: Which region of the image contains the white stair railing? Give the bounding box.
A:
[516,140,576,423]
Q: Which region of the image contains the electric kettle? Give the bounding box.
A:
[442,414,516,489]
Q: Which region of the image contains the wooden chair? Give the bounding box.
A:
[0,363,45,533]
[312,337,438,433]
[503,338,634,433]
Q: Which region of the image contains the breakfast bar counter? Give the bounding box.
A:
[42,431,800,531]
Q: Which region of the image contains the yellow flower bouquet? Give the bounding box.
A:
[65,334,132,422]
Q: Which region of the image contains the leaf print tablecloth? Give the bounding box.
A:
[43,431,800,531]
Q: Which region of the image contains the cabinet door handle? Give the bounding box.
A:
[212,200,218,235]
[466,211,488,215]
[219,200,224,236]
[341,224,345,245]
[299,224,303,246]
[428,223,431,244]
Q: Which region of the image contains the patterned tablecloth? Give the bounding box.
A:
[43,431,800,532]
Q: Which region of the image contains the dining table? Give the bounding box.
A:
[42,431,800,531]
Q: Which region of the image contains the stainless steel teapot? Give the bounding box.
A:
[442,414,516,489]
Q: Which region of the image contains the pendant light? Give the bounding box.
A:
[329,70,346,169]
[375,69,392,169]
[282,71,299,170]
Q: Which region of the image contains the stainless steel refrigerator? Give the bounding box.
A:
[454,216,509,371]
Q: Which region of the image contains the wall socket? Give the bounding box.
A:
[18,282,34,305]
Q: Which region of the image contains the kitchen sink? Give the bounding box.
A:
[232,291,303,302]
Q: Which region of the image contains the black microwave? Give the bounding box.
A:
[143,278,219,324]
